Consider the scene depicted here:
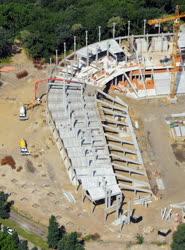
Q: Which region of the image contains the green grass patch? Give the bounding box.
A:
[12,207,32,220]
[0,218,49,250]
[0,56,12,65]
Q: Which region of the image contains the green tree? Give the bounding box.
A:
[58,232,84,250]
[0,231,18,250]
[47,215,61,249]
[18,239,28,250]
[12,231,19,246]
[0,192,11,219]
[107,16,125,36]
[31,247,38,250]
[18,240,28,250]
[172,223,185,250]
[0,0,180,59]
[0,27,12,58]
[39,0,51,7]
[71,23,83,36]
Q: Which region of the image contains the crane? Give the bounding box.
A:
[148,5,185,101]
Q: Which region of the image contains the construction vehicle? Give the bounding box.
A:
[19,139,30,155]
[148,5,185,102]
[19,105,28,120]
[25,98,41,110]
[19,98,41,121]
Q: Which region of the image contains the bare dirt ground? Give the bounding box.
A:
[0,53,184,249]
[125,96,185,204]
[0,54,130,249]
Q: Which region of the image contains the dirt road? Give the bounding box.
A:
[10,210,47,238]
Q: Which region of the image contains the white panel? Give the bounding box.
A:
[138,90,146,98]
[174,127,181,137]
[146,89,156,96]
[136,38,148,54]
[177,72,185,94]
[180,126,185,136]
[178,33,185,48]
[154,73,170,95]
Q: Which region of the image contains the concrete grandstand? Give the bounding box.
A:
[45,27,185,222]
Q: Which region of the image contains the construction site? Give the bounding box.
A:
[1,7,185,250]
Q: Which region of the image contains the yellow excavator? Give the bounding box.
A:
[148,5,185,102]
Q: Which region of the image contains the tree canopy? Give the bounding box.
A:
[58,232,84,250]
[0,192,12,219]
[0,0,184,59]
[47,215,61,249]
[0,231,18,250]
[47,215,84,250]
[172,223,185,250]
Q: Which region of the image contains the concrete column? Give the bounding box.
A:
[113,22,116,39]
[86,30,89,66]
[98,26,101,42]
[55,50,58,65]
[128,20,130,38]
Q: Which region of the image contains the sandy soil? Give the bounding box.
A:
[1,54,184,249]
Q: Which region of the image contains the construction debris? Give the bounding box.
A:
[1,156,16,169]
[170,201,185,209]
[63,191,76,203]
[156,178,165,190]
[166,112,185,139]
[133,195,152,207]
[16,70,28,79]
[161,207,172,221]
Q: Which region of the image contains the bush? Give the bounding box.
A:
[83,233,100,241]
[58,232,84,250]
[136,234,144,244]
[0,192,12,219]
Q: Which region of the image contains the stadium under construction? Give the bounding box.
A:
[38,15,185,225]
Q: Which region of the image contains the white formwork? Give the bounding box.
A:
[149,36,168,52]
[153,71,185,96]
[154,72,171,95]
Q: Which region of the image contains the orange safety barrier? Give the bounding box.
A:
[132,79,145,90]
[145,79,155,89]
